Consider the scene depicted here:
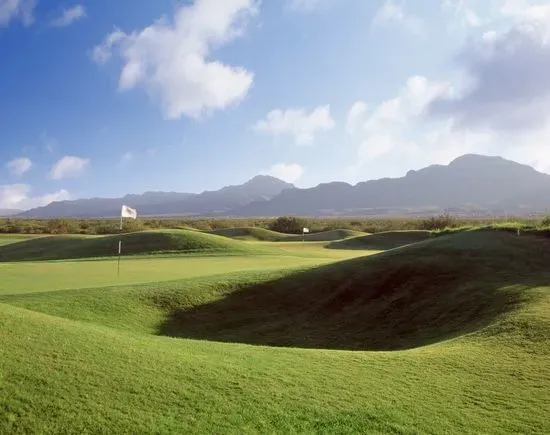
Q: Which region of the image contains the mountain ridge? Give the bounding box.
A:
[14,155,550,218]
[18,175,294,218]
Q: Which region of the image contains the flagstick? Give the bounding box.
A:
[117,213,123,277]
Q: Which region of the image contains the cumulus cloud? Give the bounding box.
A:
[50,4,86,27]
[253,105,335,145]
[92,0,257,119]
[346,101,368,136]
[0,0,35,27]
[428,15,550,132]
[346,76,467,176]
[263,163,304,183]
[0,184,70,210]
[50,156,89,180]
[6,157,32,176]
[118,152,133,166]
[442,0,484,28]
[372,1,423,34]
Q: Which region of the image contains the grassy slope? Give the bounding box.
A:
[0,230,269,262]
[0,243,367,296]
[0,234,46,246]
[328,230,432,250]
[1,231,549,432]
[210,227,365,242]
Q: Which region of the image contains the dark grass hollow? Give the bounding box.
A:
[159,231,550,350]
[327,230,432,250]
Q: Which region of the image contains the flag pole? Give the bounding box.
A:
[118,210,123,276]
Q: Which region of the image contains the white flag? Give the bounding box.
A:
[303,227,310,233]
[121,205,137,219]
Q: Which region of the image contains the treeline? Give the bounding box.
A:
[0,215,547,235]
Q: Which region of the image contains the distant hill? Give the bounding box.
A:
[0,209,23,217]
[16,155,550,218]
[18,175,294,218]
[230,155,550,217]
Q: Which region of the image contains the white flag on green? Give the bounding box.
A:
[303,227,310,233]
[121,205,137,220]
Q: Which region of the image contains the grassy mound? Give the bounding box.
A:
[282,229,365,242]
[1,230,549,432]
[211,227,365,242]
[209,227,286,241]
[5,230,548,350]
[0,234,45,246]
[328,230,431,250]
[0,230,265,262]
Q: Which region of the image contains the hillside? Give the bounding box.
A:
[328,230,432,250]
[15,154,550,219]
[1,230,548,432]
[0,230,266,261]
[210,227,364,241]
[232,154,550,216]
[19,175,293,218]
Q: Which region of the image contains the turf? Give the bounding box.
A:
[0,234,46,246]
[1,230,549,433]
[210,227,365,242]
[328,230,432,250]
[0,229,270,262]
[0,244,366,296]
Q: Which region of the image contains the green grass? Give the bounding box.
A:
[1,230,549,433]
[0,234,46,246]
[328,230,432,250]
[210,227,365,242]
[0,229,273,262]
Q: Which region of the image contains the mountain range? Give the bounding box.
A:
[0,209,23,217]
[13,155,550,218]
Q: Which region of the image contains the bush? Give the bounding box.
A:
[420,213,458,231]
[269,216,307,234]
[541,216,550,227]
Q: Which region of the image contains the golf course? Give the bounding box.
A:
[1,228,549,433]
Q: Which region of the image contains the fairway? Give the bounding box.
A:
[1,230,549,433]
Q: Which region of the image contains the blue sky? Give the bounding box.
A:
[1,0,550,209]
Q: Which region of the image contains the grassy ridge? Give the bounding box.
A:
[211,227,365,242]
[328,230,432,250]
[3,231,548,351]
[1,230,549,432]
[0,230,269,262]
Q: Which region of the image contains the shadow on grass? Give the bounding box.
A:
[327,231,432,251]
[158,231,550,351]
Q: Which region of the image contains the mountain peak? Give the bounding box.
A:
[245,175,294,187]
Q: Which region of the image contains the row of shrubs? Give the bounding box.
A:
[0,214,548,235]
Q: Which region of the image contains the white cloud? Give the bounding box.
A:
[50,156,89,180]
[119,152,133,166]
[346,76,456,173]
[50,4,86,27]
[6,157,32,176]
[263,163,304,183]
[372,1,423,34]
[253,105,335,145]
[92,0,257,120]
[0,0,35,27]
[0,184,70,210]
[442,0,485,28]
[428,13,550,132]
[346,101,368,136]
